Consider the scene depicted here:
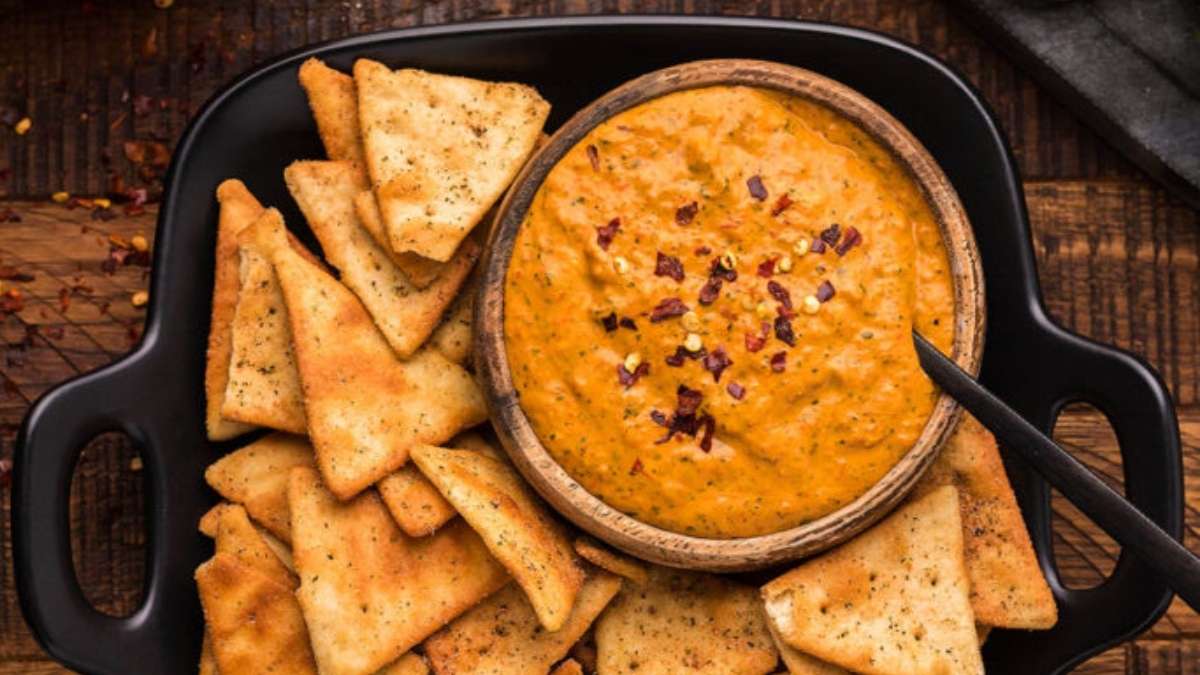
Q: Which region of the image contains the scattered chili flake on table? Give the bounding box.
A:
[595,217,620,250]
[756,257,776,278]
[0,266,33,282]
[769,351,787,373]
[1,290,23,314]
[44,326,64,340]
[746,175,767,201]
[617,361,650,388]
[771,194,793,216]
[586,144,600,171]
[675,201,698,225]
[816,280,836,303]
[726,382,746,400]
[702,347,732,382]
[0,458,12,488]
[649,297,689,322]
[654,252,685,282]
[58,287,70,312]
[0,207,20,222]
[835,226,862,256]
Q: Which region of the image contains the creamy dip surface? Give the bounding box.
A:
[504,86,955,538]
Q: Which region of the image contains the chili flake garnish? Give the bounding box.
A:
[816,280,836,303]
[810,238,828,254]
[709,257,738,282]
[698,414,716,452]
[746,175,768,201]
[601,312,618,332]
[727,382,746,400]
[835,226,862,256]
[694,245,712,256]
[629,458,643,475]
[819,223,841,247]
[766,280,792,310]
[617,361,650,388]
[587,144,600,171]
[771,194,794,216]
[595,217,620,250]
[650,410,668,426]
[650,297,689,322]
[745,321,770,353]
[677,384,703,416]
[702,347,733,382]
[654,252,685,282]
[769,351,787,373]
[756,258,777,278]
[774,315,796,346]
[665,345,706,367]
[675,201,699,225]
[619,317,638,331]
[698,278,722,306]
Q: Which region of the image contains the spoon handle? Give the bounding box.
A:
[912,331,1200,613]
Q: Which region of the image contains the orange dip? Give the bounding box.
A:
[504,86,954,538]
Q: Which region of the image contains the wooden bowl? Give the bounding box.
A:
[475,59,985,572]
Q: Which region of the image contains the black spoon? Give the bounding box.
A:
[912,331,1200,613]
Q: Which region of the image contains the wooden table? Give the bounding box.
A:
[0,2,1196,673]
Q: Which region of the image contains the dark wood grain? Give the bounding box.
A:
[0,1,1196,673]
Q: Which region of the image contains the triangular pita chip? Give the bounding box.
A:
[376,654,429,675]
[425,572,621,674]
[205,179,263,441]
[377,432,499,537]
[762,486,983,675]
[288,467,508,675]
[285,160,478,357]
[411,445,584,631]
[199,502,230,538]
[221,210,311,434]
[205,432,314,542]
[767,621,848,675]
[214,503,295,588]
[574,537,648,586]
[551,660,584,675]
[199,630,218,675]
[298,58,367,173]
[428,276,475,365]
[353,189,454,288]
[912,415,1057,629]
[196,552,318,675]
[354,59,549,261]
[272,233,486,499]
[595,566,778,675]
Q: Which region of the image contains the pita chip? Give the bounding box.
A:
[205,180,263,441]
[913,415,1057,629]
[199,502,230,538]
[552,660,584,675]
[411,445,584,631]
[298,58,367,170]
[377,432,498,537]
[595,566,778,675]
[376,654,429,675]
[574,537,648,587]
[353,189,462,288]
[425,573,622,675]
[221,210,310,434]
[285,160,478,357]
[199,630,218,675]
[205,432,314,542]
[214,503,295,588]
[762,486,983,675]
[429,277,475,365]
[288,467,508,675]
[196,552,318,675]
[354,59,549,261]
[767,622,848,675]
[271,233,486,499]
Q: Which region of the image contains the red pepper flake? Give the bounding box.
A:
[701,347,732,382]
[595,217,620,250]
[675,201,699,226]
[774,315,796,346]
[665,345,705,367]
[709,257,737,282]
[819,223,841,247]
[126,187,149,206]
[654,252,685,282]
[619,317,638,331]
[44,326,64,340]
[810,238,827,254]
[629,458,643,476]
[816,280,836,303]
[746,175,767,201]
[0,267,34,282]
[771,194,794,217]
[654,385,711,445]
[58,288,70,312]
[92,207,116,222]
[586,144,600,171]
[649,297,689,322]
[676,384,703,417]
[769,351,787,373]
[698,414,716,452]
[835,226,862,256]
[698,278,722,306]
[727,382,746,400]
[745,321,770,353]
[1,290,23,314]
[756,257,776,278]
[0,207,20,222]
[694,245,712,256]
[767,280,792,311]
[601,312,618,332]
[617,361,650,388]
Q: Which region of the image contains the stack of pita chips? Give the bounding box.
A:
[197,56,1057,675]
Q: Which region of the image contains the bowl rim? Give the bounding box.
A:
[475,57,985,571]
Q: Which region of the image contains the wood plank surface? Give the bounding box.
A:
[0,1,1196,673]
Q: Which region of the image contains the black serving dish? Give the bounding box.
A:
[12,16,1182,675]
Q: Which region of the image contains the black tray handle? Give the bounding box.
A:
[12,353,199,675]
[987,323,1184,673]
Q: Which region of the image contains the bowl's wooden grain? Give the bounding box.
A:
[475,59,984,571]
